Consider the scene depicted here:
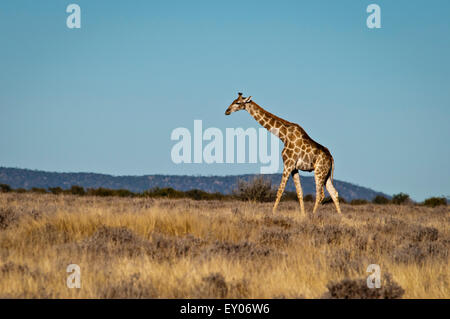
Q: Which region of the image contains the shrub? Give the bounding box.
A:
[31,187,47,194]
[423,197,446,208]
[393,241,447,264]
[199,273,228,298]
[392,193,409,205]
[143,187,185,199]
[0,208,19,229]
[372,195,390,204]
[234,176,276,202]
[67,185,85,196]
[184,189,225,201]
[350,199,368,205]
[48,187,63,195]
[185,189,209,200]
[323,196,347,204]
[114,189,135,197]
[304,194,315,202]
[86,188,135,197]
[98,273,157,298]
[282,191,298,201]
[0,184,12,193]
[87,187,115,197]
[15,188,26,193]
[323,273,404,299]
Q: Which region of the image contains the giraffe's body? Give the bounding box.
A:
[225,93,342,215]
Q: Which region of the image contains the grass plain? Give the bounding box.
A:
[0,193,448,298]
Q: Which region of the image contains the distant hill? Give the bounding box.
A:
[0,167,390,201]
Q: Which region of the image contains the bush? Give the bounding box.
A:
[392,193,410,205]
[86,188,134,197]
[87,187,115,197]
[184,189,225,201]
[282,191,298,201]
[31,187,47,194]
[0,184,12,193]
[304,194,314,202]
[0,208,19,229]
[350,199,368,205]
[15,188,26,193]
[234,176,276,202]
[323,196,347,204]
[143,187,185,199]
[423,197,447,208]
[323,273,404,299]
[372,195,390,204]
[114,189,135,197]
[48,187,63,195]
[67,185,85,196]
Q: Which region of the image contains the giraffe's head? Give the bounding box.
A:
[225,92,252,115]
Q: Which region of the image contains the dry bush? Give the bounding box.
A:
[263,216,294,229]
[234,176,276,202]
[323,273,405,299]
[80,226,151,258]
[312,224,357,246]
[260,227,292,246]
[393,241,449,264]
[0,208,19,230]
[97,273,158,299]
[196,273,228,298]
[149,232,205,260]
[328,248,366,276]
[206,240,273,259]
[191,273,252,298]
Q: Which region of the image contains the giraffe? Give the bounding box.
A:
[225,93,342,216]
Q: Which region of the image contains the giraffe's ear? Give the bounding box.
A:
[244,96,252,103]
[238,92,243,97]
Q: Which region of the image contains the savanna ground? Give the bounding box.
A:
[0,193,448,298]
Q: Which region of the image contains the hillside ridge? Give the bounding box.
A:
[0,167,390,201]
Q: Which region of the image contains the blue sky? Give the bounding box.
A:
[0,0,449,201]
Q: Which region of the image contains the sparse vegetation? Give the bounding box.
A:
[0,192,448,298]
[0,184,11,193]
[350,199,368,205]
[372,195,390,205]
[31,187,47,194]
[423,197,447,208]
[234,176,276,202]
[69,185,85,196]
[392,193,410,205]
[48,187,63,195]
[323,273,405,299]
[0,167,390,202]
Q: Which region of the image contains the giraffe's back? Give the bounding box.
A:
[288,124,333,172]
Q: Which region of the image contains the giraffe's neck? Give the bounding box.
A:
[245,102,291,143]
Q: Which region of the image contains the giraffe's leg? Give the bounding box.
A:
[326,177,342,215]
[312,172,326,215]
[273,167,292,213]
[291,170,306,216]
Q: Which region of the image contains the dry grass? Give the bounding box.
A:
[0,193,448,298]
